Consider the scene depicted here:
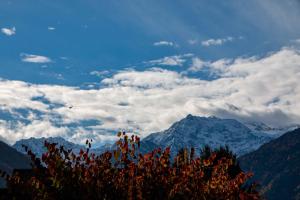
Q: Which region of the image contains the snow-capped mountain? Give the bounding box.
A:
[244,121,300,138]
[13,137,106,158]
[13,115,294,158]
[141,115,273,156]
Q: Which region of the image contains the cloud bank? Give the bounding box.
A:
[1,47,300,145]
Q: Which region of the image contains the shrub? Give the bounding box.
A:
[2,133,260,200]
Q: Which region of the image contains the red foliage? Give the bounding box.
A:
[3,133,260,200]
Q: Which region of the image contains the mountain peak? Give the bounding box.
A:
[143,115,272,156]
[13,136,108,158]
[13,137,83,158]
[185,114,195,119]
[182,114,221,123]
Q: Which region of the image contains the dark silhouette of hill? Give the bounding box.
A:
[239,128,300,200]
[0,140,31,188]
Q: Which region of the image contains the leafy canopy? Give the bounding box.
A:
[1,132,260,200]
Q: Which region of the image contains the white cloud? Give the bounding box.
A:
[147,54,192,66]
[188,58,208,72]
[90,70,110,77]
[187,58,234,75]
[21,53,52,63]
[0,120,69,144]
[159,57,184,66]
[102,68,199,89]
[48,26,56,31]
[60,57,68,60]
[1,27,16,36]
[293,39,300,44]
[210,59,233,71]
[188,39,198,45]
[1,47,300,145]
[201,37,234,47]
[153,41,175,47]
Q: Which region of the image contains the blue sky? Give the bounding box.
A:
[1,0,300,85]
[1,0,300,145]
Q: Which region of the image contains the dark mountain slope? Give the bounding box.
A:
[0,140,31,188]
[239,128,300,200]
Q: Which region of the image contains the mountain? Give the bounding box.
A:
[13,137,106,158]
[244,121,299,138]
[0,140,31,188]
[141,114,273,156]
[13,115,295,160]
[239,128,300,200]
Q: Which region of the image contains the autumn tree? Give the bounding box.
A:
[1,133,260,200]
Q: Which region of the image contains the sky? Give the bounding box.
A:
[1,0,300,145]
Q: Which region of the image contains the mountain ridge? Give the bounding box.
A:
[0,140,31,188]
[141,114,275,156]
[12,115,297,158]
[239,128,300,200]
[13,136,106,158]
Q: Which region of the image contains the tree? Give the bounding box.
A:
[1,132,260,200]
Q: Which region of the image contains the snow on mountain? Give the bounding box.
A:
[13,137,106,158]
[141,115,273,156]
[13,115,291,158]
[244,121,300,138]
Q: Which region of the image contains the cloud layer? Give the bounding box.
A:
[1,47,300,145]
